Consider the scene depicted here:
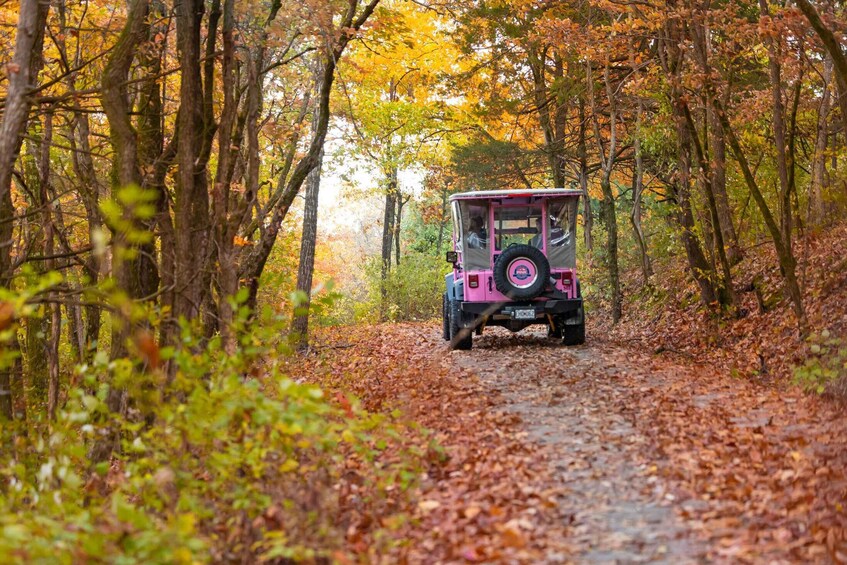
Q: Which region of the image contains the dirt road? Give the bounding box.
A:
[443,326,847,563]
[309,323,847,563]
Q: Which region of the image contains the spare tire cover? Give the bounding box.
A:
[493,244,550,300]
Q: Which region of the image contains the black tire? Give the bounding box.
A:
[562,306,585,345]
[449,299,472,350]
[493,244,550,300]
[442,293,450,341]
[548,316,563,339]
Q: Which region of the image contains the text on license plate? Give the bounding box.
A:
[513,308,535,320]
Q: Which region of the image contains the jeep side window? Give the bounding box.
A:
[458,200,490,270]
[547,197,578,268]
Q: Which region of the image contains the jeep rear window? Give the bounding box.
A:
[494,205,542,250]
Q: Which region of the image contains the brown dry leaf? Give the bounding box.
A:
[463,505,481,520]
[418,500,440,512]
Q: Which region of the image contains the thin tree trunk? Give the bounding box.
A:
[674,101,719,307]
[173,0,210,326]
[37,111,60,419]
[587,59,622,322]
[380,170,397,320]
[529,46,566,187]
[631,101,652,284]
[436,185,447,255]
[709,107,741,264]
[0,0,49,422]
[683,103,737,311]
[22,135,50,415]
[291,146,324,350]
[759,0,793,248]
[395,191,408,267]
[578,96,592,252]
[810,56,832,227]
[94,0,155,462]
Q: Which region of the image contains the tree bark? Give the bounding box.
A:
[810,56,833,226]
[291,146,324,350]
[529,46,566,187]
[578,96,592,252]
[683,102,737,311]
[759,0,793,247]
[631,101,652,285]
[0,0,49,421]
[380,170,397,320]
[587,59,622,322]
[674,101,719,307]
[395,190,408,267]
[94,0,157,462]
[173,0,210,326]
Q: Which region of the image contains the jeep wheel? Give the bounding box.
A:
[449,299,472,350]
[562,321,585,345]
[562,304,585,346]
[548,316,563,339]
[442,293,450,341]
[493,244,550,300]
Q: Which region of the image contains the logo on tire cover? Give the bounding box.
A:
[513,265,531,281]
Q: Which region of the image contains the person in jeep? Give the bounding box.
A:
[467,215,487,249]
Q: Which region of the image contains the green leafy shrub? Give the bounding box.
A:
[793,329,847,394]
[328,252,447,324]
[0,308,423,563]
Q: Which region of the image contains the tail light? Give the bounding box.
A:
[561,271,573,288]
[469,274,479,288]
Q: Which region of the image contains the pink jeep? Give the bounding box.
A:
[442,189,584,350]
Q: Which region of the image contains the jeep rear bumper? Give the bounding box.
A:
[460,299,582,318]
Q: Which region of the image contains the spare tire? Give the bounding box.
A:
[493,244,550,300]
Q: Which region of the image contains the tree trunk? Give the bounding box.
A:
[436,185,448,255]
[631,102,652,285]
[38,111,60,419]
[810,56,832,226]
[94,0,156,462]
[395,191,408,267]
[708,107,742,264]
[291,144,324,350]
[578,96,593,252]
[0,0,49,421]
[759,0,793,248]
[683,103,737,311]
[529,47,566,188]
[587,60,622,322]
[211,0,240,352]
[173,0,210,327]
[600,174,622,321]
[380,171,397,320]
[674,102,719,307]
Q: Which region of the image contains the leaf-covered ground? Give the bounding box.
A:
[596,223,847,388]
[303,323,847,563]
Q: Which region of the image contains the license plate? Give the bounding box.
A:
[513,308,535,320]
